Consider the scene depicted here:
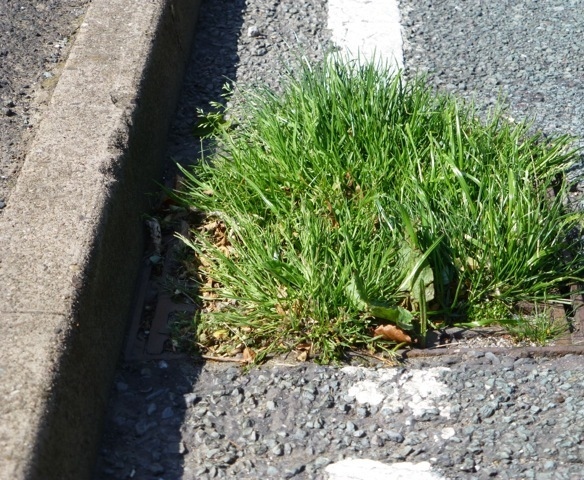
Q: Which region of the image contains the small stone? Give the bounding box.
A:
[396,446,414,459]
[202,417,215,428]
[385,430,404,443]
[271,444,284,456]
[467,441,482,454]
[248,25,261,37]
[265,438,278,448]
[253,47,268,56]
[345,421,356,432]
[415,407,440,421]
[356,406,369,418]
[194,466,208,475]
[284,465,304,477]
[479,403,497,419]
[162,407,174,419]
[319,395,335,408]
[266,400,276,410]
[267,466,279,475]
[0,201,5,209]
[314,457,331,467]
[231,387,243,396]
[147,403,157,415]
[193,406,208,417]
[183,392,199,405]
[206,448,221,459]
[158,360,168,369]
[485,352,500,364]
[436,453,454,467]
[460,456,475,472]
[220,453,237,465]
[497,448,512,460]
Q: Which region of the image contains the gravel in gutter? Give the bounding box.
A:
[95,1,584,479]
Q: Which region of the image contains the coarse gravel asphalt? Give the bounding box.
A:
[94,1,584,480]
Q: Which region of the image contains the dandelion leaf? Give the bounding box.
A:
[369,304,414,331]
[346,275,368,310]
[347,275,414,330]
[399,243,435,303]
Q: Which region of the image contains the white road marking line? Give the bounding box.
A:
[325,459,446,480]
[327,0,404,68]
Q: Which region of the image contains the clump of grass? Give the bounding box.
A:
[177,55,583,363]
[504,312,570,346]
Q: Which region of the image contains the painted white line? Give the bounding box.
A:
[325,459,446,480]
[341,366,452,419]
[327,0,404,69]
[330,368,452,480]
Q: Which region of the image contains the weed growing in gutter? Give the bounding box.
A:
[176,56,583,363]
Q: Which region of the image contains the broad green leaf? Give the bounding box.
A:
[398,240,438,303]
[345,276,368,310]
[369,304,414,331]
[346,276,413,330]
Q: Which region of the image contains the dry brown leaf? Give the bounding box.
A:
[296,342,312,351]
[296,350,309,362]
[215,231,228,247]
[201,220,219,232]
[228,344,244,356]
[243,347,256,363]
[374,324,412,343]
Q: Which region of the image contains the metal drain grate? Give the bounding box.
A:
[124,234,197,362]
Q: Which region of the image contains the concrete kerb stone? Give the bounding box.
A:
[0,0,201,478]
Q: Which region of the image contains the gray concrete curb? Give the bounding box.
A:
[0,0,201,478]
